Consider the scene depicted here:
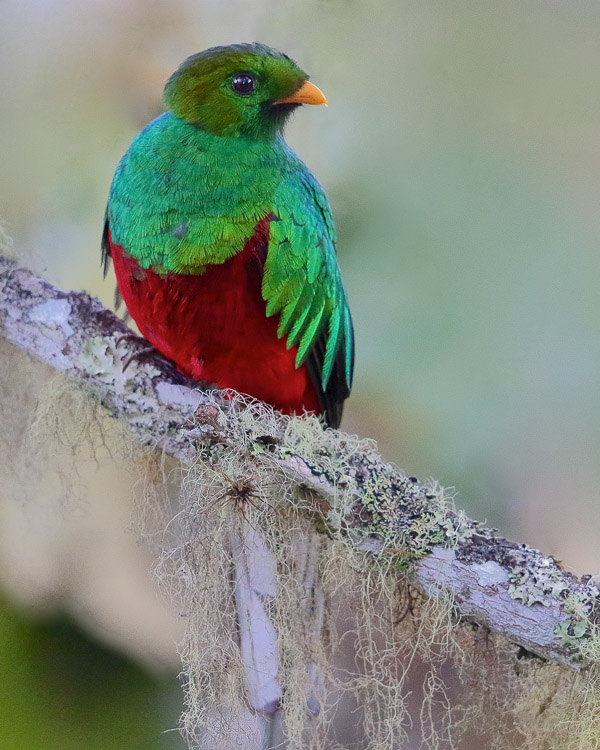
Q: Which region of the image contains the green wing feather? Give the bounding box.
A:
[262,163,354,409]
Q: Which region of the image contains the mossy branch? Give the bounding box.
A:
[1,254,598,672]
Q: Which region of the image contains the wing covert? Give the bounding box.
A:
[262,168,354,427]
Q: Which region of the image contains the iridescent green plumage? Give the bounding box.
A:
[105,43,353,409]
[265,163,353,387]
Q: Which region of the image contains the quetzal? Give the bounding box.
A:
[102,43,353,428]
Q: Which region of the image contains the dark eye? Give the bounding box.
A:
[231,73,255,95]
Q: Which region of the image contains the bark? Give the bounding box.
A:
[1,254,598,671]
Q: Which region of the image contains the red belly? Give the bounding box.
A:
[109,224,321,417]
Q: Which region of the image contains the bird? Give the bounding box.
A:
[102,43,353,428]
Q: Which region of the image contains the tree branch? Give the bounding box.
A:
[1,254,598,671]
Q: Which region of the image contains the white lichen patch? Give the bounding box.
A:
[80,335,159,394]
[471,559,509,587]
[156,381,202,409]
[29,298,74,337]
[77,336,167,433]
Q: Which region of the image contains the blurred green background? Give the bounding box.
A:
[2,0,600,747]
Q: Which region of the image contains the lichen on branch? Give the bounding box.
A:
[3,254,600,749]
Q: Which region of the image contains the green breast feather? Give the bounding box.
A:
[109,113,282,273]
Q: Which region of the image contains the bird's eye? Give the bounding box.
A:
[231,73,255,95]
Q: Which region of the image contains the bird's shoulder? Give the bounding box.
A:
[275,144,337,243]
[107,114,282,273]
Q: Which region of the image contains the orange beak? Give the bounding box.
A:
[275,80,328,106]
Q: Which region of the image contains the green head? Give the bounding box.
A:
[163,43,327,139]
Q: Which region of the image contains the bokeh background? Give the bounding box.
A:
[1,0,600,747]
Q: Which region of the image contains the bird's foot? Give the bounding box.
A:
[113,333,193,387]
[114,331,142,348]
[121,344,161,372]
[114,332,161,372]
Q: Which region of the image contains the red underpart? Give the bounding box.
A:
[109,220,321,417]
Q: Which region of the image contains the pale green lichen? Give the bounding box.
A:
[508,568,554,607]
[554,589,600,651]
[504,544,600,659]
[80,335,160,393]
[555,618,589,646]
[79,335,163,429]
[236,401,475,563]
